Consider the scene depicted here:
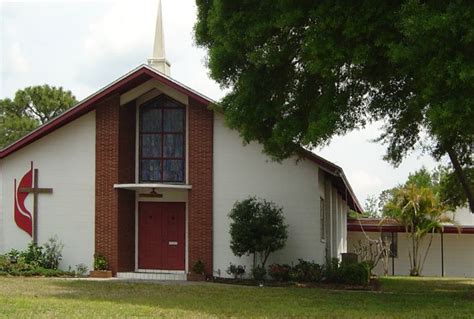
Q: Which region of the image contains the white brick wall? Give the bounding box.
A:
[0,112,96,271]
[213,113,348,277]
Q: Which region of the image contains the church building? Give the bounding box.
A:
[0,2,361,280]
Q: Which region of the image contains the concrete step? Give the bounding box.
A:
[116,271,187,281]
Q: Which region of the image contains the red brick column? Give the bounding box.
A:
[95,95,120,274]
[117,101,136,272]
[187,97,214,276]
[95,97,135,275]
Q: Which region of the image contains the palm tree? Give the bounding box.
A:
[383,184,453,276]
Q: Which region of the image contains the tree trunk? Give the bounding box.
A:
[411,229,417,276]
[447,147,474,213]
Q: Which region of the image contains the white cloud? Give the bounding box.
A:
[6,42,30,74]
[348,170,383,200]
[83,0,155,60]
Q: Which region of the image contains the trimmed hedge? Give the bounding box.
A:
[267,258,369,286]
[340,263,370,286]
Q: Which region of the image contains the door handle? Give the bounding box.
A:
[169,241,178,246]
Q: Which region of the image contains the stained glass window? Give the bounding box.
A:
[139,95,185,183]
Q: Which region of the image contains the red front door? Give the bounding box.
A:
[138,202,185,270]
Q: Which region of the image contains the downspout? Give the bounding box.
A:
[441,230,444,277]
[391,232,395,276]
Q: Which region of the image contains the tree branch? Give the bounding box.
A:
[447,147,474,213]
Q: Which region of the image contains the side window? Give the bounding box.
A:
[320,197,325,241]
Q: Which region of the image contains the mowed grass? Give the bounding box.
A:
[0,277,472,318]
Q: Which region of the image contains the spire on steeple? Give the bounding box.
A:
[147,0,171,75]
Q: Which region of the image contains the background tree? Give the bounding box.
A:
[383,184,451,276]
[362,195,381,218]
[0,85,77,148]
[381,166,473,212]
[228,197,288,270]
[352,238,391,276]
[195,1,474,212]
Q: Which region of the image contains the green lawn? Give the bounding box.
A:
[0,277,472,318]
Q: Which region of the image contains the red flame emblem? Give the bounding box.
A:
[14,162,33,237]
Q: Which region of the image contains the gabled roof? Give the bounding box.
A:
[0,64,214,159]
[300,149,363,213]
[0,64,362,212]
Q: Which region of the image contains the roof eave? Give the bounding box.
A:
[0,64,214,159]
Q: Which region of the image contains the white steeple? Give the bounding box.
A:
[147,0,171,75]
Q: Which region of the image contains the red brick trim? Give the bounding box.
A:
[95,95,120,274]
[187,97,214,276]
[348,219,474,234]
[117,101,136,272]
[95,97,136,275]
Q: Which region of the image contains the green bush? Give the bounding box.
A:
[94,255,108,271]
[42,236,64,270]
[75,263,89,277]
[3,238,64,271]
[268,263,292,282]
[21,242,44,267]
[0,255,75,277]
[322,258,342,283]
[226,263,246,279]
[191,260,206,275]
[340,263,370,286]
[0,237,75,277]
[251,265,267,282]
[229,197,288,270]
[289,259,322,282]
[6,249,21,263]
[0,255,10,272]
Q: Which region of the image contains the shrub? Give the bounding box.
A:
[42,236,64,270]
[94,255,108,271]
[226,263,246,279]
[0,237,76,277]
[251,265,267,282]
[322,258,342,283]
[340,263,370,286]
[11,267,74,277]
[21,242,44,267]
[268,263,292,282]
[229,197,288,269]
[0,255,10,272]
[75,263,89,277]
[290,259,322,282]
[192,260,205,275]
[6,249,21,263]
[4,249,34,272]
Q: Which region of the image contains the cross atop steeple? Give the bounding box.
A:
[147,0,171,75]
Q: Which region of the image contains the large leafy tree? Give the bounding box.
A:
[0,85,77,148]
[195,0,474,212]
[436,166,474,210]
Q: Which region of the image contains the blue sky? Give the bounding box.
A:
[0,0,444,205]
